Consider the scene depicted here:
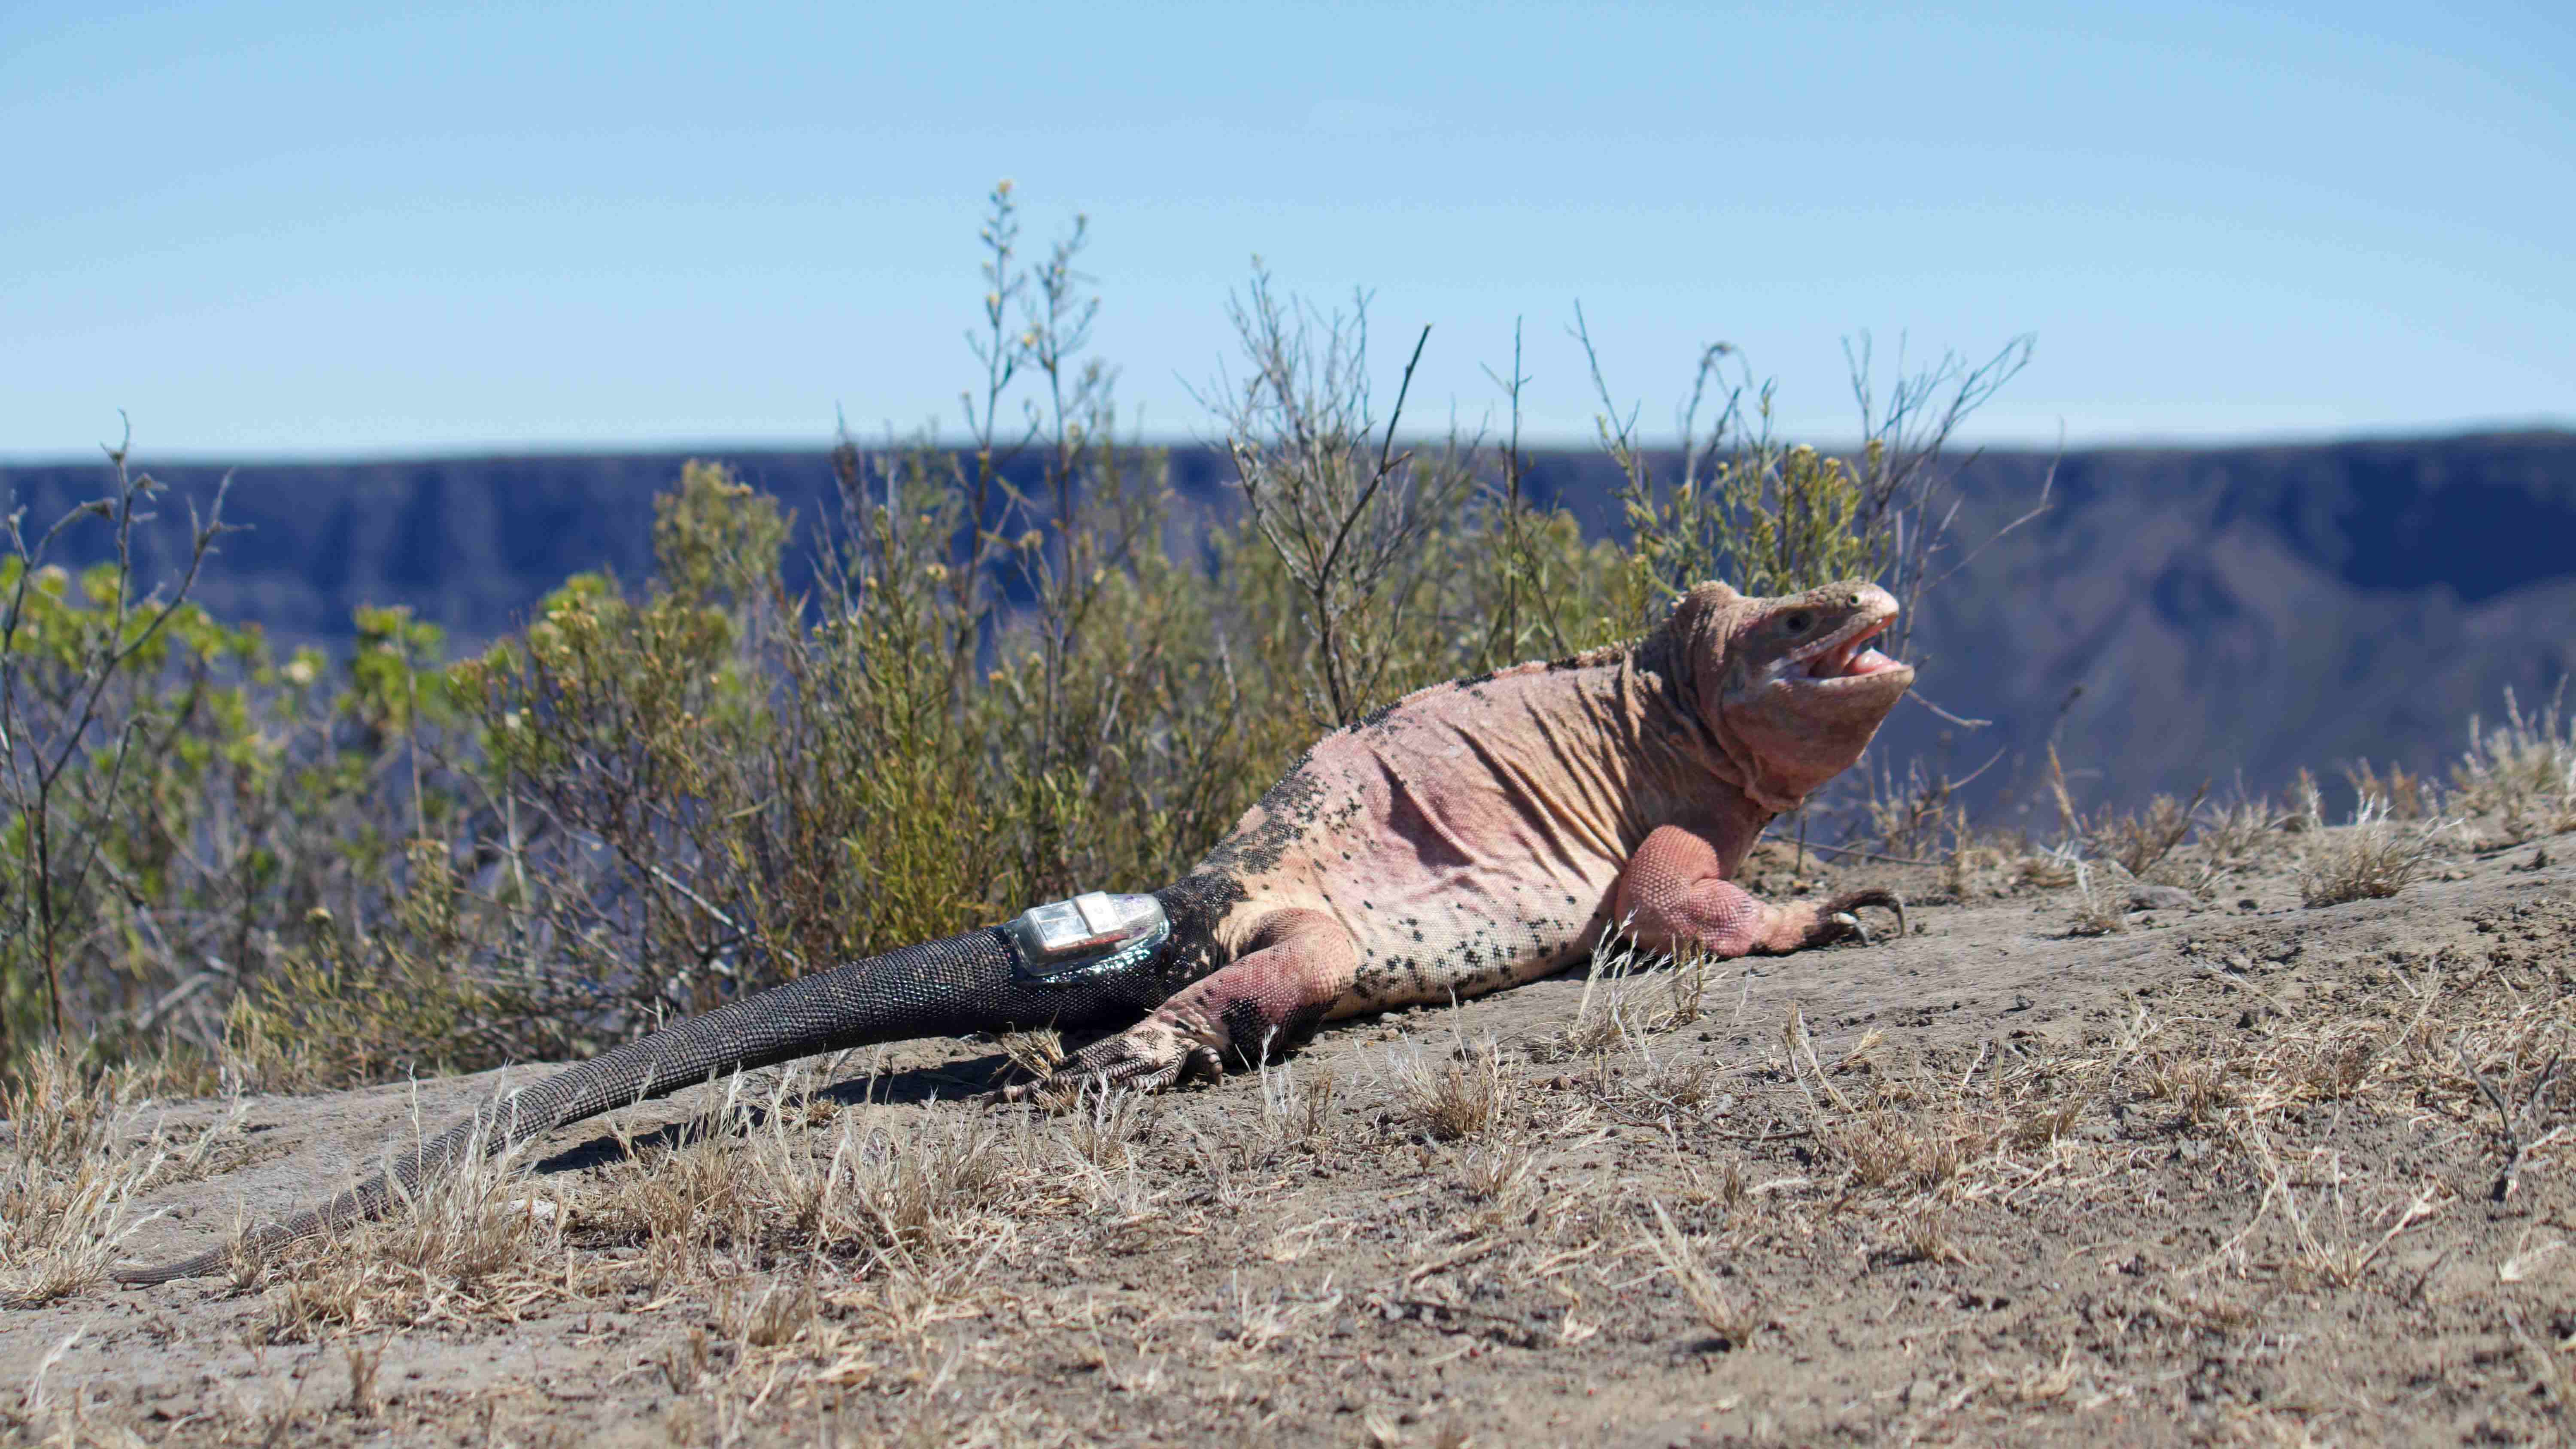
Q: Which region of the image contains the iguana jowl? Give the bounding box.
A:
[117,579,1914,1284]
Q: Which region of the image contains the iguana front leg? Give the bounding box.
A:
[1006,908,1358,1097]
[1613,823,1904,957]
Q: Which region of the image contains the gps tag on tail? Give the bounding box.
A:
[1004,891,1170,984]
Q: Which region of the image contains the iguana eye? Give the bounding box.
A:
[1782,611,1813,634]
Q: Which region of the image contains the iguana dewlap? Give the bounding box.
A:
[114,578,1911,1283]
[1017,577,1916,1092]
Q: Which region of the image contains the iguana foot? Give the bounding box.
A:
[998,907,1360,1105]
[998,1015,1223,1103]
[1818,889,1905,946]
[1616,832,1912,958]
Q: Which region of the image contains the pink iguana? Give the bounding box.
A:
[1009,576,1914,1094]
[119,578,1912,1282]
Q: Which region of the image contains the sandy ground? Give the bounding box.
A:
[4,835,2573,1447]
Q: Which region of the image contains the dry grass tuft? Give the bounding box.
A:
[2285,767,2327,833]
[1636,1058,1719,1112]
[0,1043,244,1306]
[1832,1111,1969,1192]
[1255,1056,1337,1152]
[2090,786,2208,881]
[1681,1155,1751,1212]
[1393,1032,1506,1141]
[1640,1200,1760,1348]
[342,1339,383,1420]
[2281,1030,2380,1103]
[1835,1112,1918,1188]
[1938,838,2014,901]
[1900,1211,1971,1267]
[1543,933,1711,1062]
[715,1274,823,1349]
[2227,1119,2454,1289]
[2300,796,2451,907]
[832,1111,1018,1262]
[2008,1094,2087,1150]
[2140,1052,2240,1127]
[1863,756,1968,860]
[592,1066,1030,1290]
[2345,759,2434,820]
[260,1109,568,1340]
[1060,1083,1149,1169]
[2452,684,2576,841]
[2060,852,2129,937]
[2193,788,2284,866]
[1455,1137,1534,1203]
[2016,850,2078,890]
[993,1029,1066,1090]
[248,1060,1060,1346]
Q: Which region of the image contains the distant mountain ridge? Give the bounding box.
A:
[1865,431,2576,822]
[3,430,2569,814]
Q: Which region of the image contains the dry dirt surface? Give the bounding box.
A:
[6,834,2574,1447]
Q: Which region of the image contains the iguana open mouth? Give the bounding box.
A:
[1802,617,1905,681]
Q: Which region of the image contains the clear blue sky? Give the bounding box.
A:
[5,0,2569,459]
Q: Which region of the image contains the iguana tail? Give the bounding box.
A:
[116,891,1212,1285]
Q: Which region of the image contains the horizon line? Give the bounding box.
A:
[0,416,2568,471]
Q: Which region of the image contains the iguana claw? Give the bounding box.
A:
[1821,889,1905,946]
[996,1018,1222,1104]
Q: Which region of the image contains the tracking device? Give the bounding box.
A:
[1003,891,1170,984]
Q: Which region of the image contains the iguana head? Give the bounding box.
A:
[1666,579,1916,813]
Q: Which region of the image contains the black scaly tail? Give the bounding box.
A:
[115,882,1228,1286]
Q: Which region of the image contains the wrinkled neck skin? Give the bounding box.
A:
[1648,578,1918,818]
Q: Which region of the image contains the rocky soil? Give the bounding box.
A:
[5,833,2573,1447]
